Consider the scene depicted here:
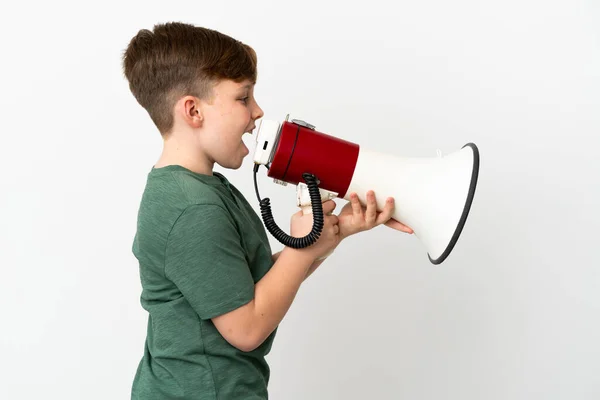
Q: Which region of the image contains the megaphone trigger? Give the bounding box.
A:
[297,183,338,215]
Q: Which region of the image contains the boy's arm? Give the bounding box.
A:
[166,204,337,353]
[303,258,326,280]
[212,247,314,352]
[272,250,326,281]
[271,251,282,263]
[211,200,339,352]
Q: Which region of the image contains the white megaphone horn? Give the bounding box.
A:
[251,115,480,265]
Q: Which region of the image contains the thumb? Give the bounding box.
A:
[321,200,337,215]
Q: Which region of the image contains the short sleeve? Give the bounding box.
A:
[165,204,255,320]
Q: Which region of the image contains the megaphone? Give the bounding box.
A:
[252,115,479,265]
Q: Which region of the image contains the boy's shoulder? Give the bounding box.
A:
[133,165,236,262]
[136,165,234,238]
[142,165,229,209]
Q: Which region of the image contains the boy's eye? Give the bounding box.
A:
[239,97,249,104]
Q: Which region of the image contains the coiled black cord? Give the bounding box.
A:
[253,164,324,249]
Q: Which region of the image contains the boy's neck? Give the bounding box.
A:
[154,135,214,176]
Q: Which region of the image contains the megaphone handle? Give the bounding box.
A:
[299,205,332,261]
[297,184,338,260]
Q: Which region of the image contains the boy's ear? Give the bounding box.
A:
[181,96,203,128]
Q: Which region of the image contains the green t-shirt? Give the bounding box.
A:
[131,165,276,400]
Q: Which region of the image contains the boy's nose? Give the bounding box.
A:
[253,103,264,120]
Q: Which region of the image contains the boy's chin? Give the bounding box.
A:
[218,144,250,170]
[220,155,246,170]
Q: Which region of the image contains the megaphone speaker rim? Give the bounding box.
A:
[428,142,480,265]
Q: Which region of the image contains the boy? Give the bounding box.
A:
[123,22,412,400]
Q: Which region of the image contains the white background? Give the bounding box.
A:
[1,0,599,399]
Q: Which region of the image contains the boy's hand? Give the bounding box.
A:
[290,200,341,261]
[338,191,413,239]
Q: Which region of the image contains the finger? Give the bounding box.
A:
[384,218,414,234]
[322,199,337,215]
[365,191,377,225]
[349,192,362,216]
[328,215,339,226]
[376,197,395,226]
